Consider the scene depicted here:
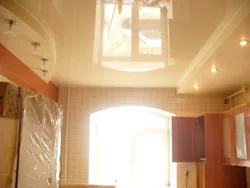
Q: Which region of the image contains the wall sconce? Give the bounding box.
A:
[32,42,41,56]
[4,20,18,36]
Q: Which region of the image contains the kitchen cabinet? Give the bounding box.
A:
[172,117,197,162]
[246,104,250,162]
[232,104,250,166]
[195,116,205,160]
[172,114,246,188]
[172,116,205,163]
[222,111,236,165]
[222,104,250,167]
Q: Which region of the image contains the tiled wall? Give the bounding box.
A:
[0,117,19,188]
[177,163,197,188]
[58,87,229,186]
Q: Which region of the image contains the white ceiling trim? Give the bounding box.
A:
[177,0,250,93]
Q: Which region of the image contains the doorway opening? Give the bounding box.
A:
[89,106,176,188]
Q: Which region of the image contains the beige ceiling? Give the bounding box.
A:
[0,0,250,95]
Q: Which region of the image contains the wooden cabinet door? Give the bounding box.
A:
[222,111,236,165]
[172,117,196,162]
[246,104,250,165]
[195,116,205,159]
[232,104,250,166]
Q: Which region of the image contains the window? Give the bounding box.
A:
[89,107,176,188]
[131,129,168,187]
[94,0,171,72]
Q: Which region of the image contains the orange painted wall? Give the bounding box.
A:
[0,44,58,101]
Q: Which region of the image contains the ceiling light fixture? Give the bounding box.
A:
[32,42,41,56]
[194,84,199,89]
[41,69,48,79]
[211,68,218,73]
[4,20,18,36]
[40,58,48,71]
[239,40,248,46]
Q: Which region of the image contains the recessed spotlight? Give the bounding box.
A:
[211,68,218,73]
[194,85,199,89]
[239,40,248,46]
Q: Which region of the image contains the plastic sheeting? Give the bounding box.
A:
[2,82,19,118]
[17,88,63,188]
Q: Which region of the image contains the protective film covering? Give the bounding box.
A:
[17,89,63,188]
[2,82,19,118]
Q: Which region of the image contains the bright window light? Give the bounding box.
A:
[89,107,176,188]
[93,0,172,72]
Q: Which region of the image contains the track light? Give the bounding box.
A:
[32,42,41,56]
[4,20,18,36]
[40,58,48,71]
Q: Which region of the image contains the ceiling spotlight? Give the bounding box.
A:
[4,20,18,36]
[194,85,199,89]
[239,40,248,46]
[41,69,48,79]
[40,58,48,71]
[211,68,218,73]
[32,42,41,56]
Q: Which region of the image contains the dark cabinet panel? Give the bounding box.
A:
[195,116,205,159]
[172,117,196,162]
[204,114,224,188]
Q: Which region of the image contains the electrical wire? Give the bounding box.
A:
[186,170,189,188]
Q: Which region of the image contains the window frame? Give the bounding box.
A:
[99,0,170,64]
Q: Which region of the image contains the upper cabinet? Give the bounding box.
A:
[195,116,205,160]
[173,114,247,188]
[232,104,250,166]
[222,104,250,167]
[222,111,236,165]
[172,116,205,162]
[172,117,197,162]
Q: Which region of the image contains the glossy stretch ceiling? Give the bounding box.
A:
[0,0,250,95]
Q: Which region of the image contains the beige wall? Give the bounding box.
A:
[0,117,19,188]
[177,163,197,188]
[58,87,229,186]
